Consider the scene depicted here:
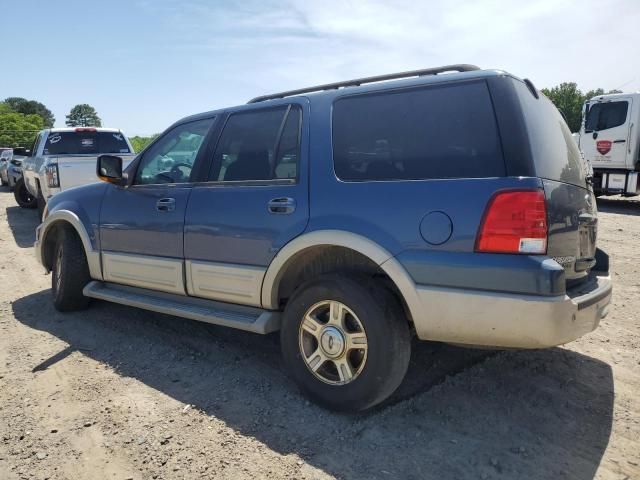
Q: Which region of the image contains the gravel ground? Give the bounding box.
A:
[0,188,638,480]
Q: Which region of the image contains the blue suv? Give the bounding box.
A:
[34,65,612,411]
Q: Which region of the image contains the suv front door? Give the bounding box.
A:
[184,102,309,307]
[99,117,215,294]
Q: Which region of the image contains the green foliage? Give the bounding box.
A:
[542,84,626,133]
[540,83,585,133]
[129,134,159,153]
[66,104,102,127]
[0,103,12,115]
[0,109,45,147]
[3,97,55,127]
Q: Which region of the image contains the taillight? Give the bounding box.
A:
[45,164,60,188]
[75,128,97,132]
[475,190,547,254]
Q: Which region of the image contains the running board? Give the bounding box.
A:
[83,281,281,334]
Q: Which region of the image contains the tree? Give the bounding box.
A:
[65,104,102,127]
[129,134,159,153]
[583,88,605,100]
[541,83,585,133]
[3,97,55,127]
[0,110,44,147]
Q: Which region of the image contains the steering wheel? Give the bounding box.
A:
[171,162,192,176]
[164,162,191,182]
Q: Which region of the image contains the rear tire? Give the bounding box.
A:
[51,228,91,312]
[280,274,411,412]
[13,178,37,208]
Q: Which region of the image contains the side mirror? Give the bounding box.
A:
[97,155,123,184]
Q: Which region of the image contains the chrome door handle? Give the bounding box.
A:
[268,197,296,214]
[156,198,176,212]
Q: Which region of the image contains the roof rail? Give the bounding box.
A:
[247,64,480,103]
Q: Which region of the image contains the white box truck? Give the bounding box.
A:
[577,92,640,196]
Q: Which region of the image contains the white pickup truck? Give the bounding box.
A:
[21,127,135,216]
[577,92,640,196]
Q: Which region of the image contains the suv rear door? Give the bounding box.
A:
[183,101,309,307]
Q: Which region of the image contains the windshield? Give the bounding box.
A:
[585,101,629,132]
[43,132,131,155]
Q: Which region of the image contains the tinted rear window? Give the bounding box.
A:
[43,132,130,155]
[514,81,587,187]
[332,81,505,181]
[585,101,629,132]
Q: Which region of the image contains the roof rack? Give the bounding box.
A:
[247,64,480,103]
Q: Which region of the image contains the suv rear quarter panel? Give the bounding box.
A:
[306,83,547,287]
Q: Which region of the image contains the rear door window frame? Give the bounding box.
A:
[204,103,303,186]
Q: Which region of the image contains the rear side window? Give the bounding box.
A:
[209,106,301,182]
[514,81,587,187]
[585,101,629,132]
[332,81,505,181]
[43,132,131,155]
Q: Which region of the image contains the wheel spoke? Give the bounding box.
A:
[328,301,346,327]
[346,332,368,352]
[334,357,354,383]
[299,299,368,385]
[306,348,327,372]
[301,313,323,339]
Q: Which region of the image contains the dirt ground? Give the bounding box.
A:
[0,187,638,480]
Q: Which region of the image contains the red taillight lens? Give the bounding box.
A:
[476,190,548,254]
[75,127,97,132]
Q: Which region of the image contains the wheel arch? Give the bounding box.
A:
[38,210,102,280]
[261,230,421,324]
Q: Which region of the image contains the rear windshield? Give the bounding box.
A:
[585,101,629,132]
[43,131,131,155]
[332,80,505,181]
[514,81,587,188]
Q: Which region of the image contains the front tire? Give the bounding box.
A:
[51,228,91,312]
[13,178,37,208]
[280,274,411,412]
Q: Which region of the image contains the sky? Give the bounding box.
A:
[1,0,639,136]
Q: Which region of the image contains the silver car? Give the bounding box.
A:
[0,148,13,186]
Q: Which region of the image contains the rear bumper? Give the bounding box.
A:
[413,271,612,348]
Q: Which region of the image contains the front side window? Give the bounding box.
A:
[585,101,629,132]
[332,81,505,181]
[134,118,214,185]
[209,106,301,182]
